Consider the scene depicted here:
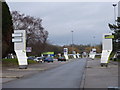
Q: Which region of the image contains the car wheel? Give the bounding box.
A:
[105,64,108,67]
[101,64,103,67]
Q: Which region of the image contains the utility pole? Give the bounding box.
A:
[112,3,117,48]
[93,36,95,48]
[71,30,74,54]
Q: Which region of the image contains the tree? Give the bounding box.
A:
[63,44,102,54]
[12,11,48,44]
[85,44,102,53]
[2,1,13,58]
[108,17,120,39]
[108,17,120,51]
[44,44,63,54]
[11,11,49,56]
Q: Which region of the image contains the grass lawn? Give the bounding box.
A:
[2,58,37,67]
[95,55,101,58]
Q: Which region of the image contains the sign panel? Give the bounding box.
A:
[12,33,23,37]
[105,35,114,39]
[42,52,54,55]
[26,47,32,52]
[12,38,23,42]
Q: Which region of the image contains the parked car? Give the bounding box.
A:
[34,57,43,63]
[27,56,36,60]
[44,57,54,63]
[58,57,66,61]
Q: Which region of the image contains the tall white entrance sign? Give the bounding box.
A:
[76,53,80,58]
[64,48,69,59]
[89,48,96,59]
[73,51,76,59]
[12,30,28,69]
[101,33,113,67]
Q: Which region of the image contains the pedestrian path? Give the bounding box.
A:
[80,58,119,89]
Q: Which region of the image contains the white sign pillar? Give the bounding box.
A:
[73,51,76,59]
[101,33,113,66]
[12,30,28,69]
[89,48,96,59]
[64,48,69,59]
[77,53,80,58]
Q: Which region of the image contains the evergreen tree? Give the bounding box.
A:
[2,1,13,58]
[108,17,120,51]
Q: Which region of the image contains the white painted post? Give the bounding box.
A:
[12,30,28,69]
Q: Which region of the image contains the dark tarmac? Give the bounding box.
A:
[3,58,87,88]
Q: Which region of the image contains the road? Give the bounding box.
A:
[3,58,87,88]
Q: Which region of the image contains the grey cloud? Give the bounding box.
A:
[7,2,115,45]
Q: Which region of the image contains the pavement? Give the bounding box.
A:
[80,58,119,89]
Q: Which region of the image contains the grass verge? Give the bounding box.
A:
[2,59,37,67]
[95,55,101,58]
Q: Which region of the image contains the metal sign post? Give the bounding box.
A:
[12,30,28,69]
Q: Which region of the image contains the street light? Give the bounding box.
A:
[71,30,74,54]
[112,3,117,25]
[93,36,95,48]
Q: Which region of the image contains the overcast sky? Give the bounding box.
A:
[6,2,118,46]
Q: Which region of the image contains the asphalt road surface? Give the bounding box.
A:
[3,58,87,88]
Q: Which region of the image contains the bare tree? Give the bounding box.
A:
[11,11,48,56]
[11,11,48,45]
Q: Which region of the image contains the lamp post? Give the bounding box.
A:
[113,3,117,25]
[93,36,95,48]
[71,30,74,54]
[112,4,117,48]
